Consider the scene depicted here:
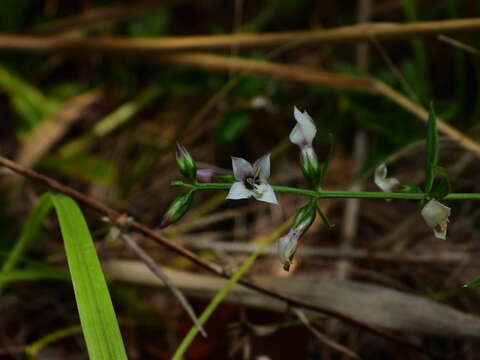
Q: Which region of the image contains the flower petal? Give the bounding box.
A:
[226,182,252,200]
[374,163,400,192]
[231,157,253,181]
[290,106,317,146]
[252,184,278,204]
[433,227,447,240]
[277,231,298,271]
[253,153,271,180]
[421,200,451,240]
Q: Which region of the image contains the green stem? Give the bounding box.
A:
[172,181,480,201]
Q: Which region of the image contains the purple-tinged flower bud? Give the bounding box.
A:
[176,143,197,181]
[277,202,316,271]
[159,190,194,229]
[196,169,220,183]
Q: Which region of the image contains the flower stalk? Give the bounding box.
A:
[171,181,480,201]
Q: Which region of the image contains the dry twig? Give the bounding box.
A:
[1,18,480,53]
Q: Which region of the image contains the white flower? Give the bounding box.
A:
[226,154,278,204]
[277,230,299,271]
[421,199,451,240]
[374,163,400,193]
[289,106,317,148]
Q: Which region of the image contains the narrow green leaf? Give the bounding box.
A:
[424,101,438,194]
[464,277,480,289]
[172,219,293,360]
[0,266,69,285]
[317,206,334,229]
[2,193,52,272]
[430,166,451,200]
[431,178,451,200]
[52,194,127,360]
[0,193,53,293]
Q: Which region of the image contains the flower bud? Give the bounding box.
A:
[290,107,317,148]
[421,199,450,240]
[159,190,194,229]
[290,107,321,188]
[176,143,197,181]
[277,202,316,271]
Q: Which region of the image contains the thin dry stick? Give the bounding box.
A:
[2,17,480,53]
[155,52,480,159]
[121,233,207,337]
[0,155,433,358]
[437,34,480,56]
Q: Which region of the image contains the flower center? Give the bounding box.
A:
[244,176,266,196]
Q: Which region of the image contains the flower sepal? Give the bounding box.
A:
[300,147,321,189]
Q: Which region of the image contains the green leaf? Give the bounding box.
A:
[317,206,334,229]
[1,193,52,272]
[0,65,57,133]
[464,277,480,289]
[425,101,438,194]
[0,193,53,293]
[0,266,69,286]
[52,194,127,360]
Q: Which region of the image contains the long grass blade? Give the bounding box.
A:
[52,194,127,360]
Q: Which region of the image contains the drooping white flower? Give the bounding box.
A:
[374,163,400,193]
[277,230,299,271]
[290,106,317,148]
[421,199,451,240]
[276,202,316,271]
[226,154,278,204]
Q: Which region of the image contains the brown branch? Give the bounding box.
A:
[155,52,480,159]
[1,17,480,53]
[0,155,434,358]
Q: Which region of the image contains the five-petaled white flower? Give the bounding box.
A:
[421,199,451,240]
[226,154,278,204]
[374,163,400,193]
